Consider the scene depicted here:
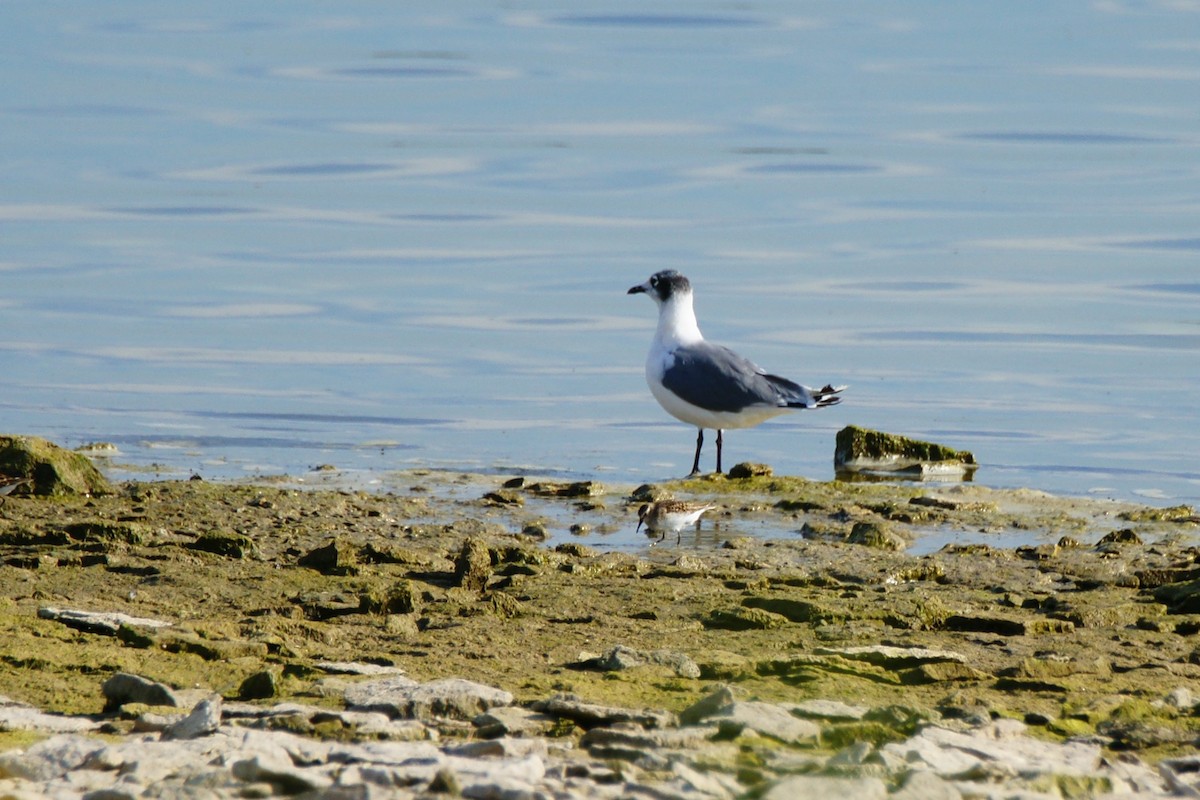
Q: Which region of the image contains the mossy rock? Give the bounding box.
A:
[848,521,908,551]
[834,426,976,477]
[188,530,257,559]
[0,435,112,496]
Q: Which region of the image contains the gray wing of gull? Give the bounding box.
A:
[661,342,800,413]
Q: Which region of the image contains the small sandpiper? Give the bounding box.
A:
[636,499,717,544]
[0,476,33,506]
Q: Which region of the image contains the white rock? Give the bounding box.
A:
[1160,755,1200,797]
[881,719,1101,779]
[0,695,101,734]
[1165,686,1194,710]
[346,676,512,721]
[162,695,222,740]
[890,769,963,800]
[0,734,107,781]
[316,660,407,676]
[785,698,869,721]
[231,750,334,794]
[712,701,820,745]
[761,774,888,800]
[474,705,556,738]
[672,761,743,799]
[37,607,173,637]
[817,644,967,666]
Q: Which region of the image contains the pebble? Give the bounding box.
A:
[0,671,1187,799]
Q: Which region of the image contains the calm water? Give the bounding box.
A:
[4,3,1199,512]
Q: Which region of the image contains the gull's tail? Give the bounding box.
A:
[765,375,846,409]
[808,383,846,408]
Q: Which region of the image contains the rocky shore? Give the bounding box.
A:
[1,436,1199,798]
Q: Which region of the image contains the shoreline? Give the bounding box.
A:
[1,465,1198,797]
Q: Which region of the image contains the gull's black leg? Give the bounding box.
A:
[715,429,724,474]
[690,429,704,476]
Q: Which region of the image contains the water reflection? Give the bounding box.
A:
[548,14,768,28]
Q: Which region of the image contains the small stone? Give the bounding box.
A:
[1098,528,1142,546]
[427,766,461,794]
[454,538,493,592]
[786,699,869,721]
[583,645,701,678]
[680,685,736,726]
[162,695,221,740]
[298,539,359,575]
[1165,687,1195,710]
[535,693,676,729]
[728,462,772,478]
[713,701,820,744]
[102,673,180,711]
[473,706,557,739]
[482,490,523,507]
[239,670,279,701]
[848,521,907,551]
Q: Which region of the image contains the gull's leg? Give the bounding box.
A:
[690,429,704,476]
[715,429,724,474]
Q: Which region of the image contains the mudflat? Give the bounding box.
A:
[1,465,1198,797]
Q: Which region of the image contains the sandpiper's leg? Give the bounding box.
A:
[715,429,724,474]
[690,429,704,476]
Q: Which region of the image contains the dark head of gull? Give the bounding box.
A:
[627,270,692,303]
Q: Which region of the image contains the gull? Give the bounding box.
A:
[628,270,844,475]
[636,499,716,543]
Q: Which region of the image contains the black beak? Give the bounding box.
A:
[627,284,646,295]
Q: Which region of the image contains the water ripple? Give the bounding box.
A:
[957,131,1174,145]
[549,14,767,28]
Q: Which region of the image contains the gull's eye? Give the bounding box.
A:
[650,275,659,287]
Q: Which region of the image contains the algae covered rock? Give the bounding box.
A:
[834,425,977,480]
[0,434,112,496]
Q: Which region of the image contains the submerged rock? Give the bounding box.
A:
[834,425,977,480]
[0,435,112,496]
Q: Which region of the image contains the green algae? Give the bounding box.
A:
[1119,504,1196,523]
[0,470,1197,764]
